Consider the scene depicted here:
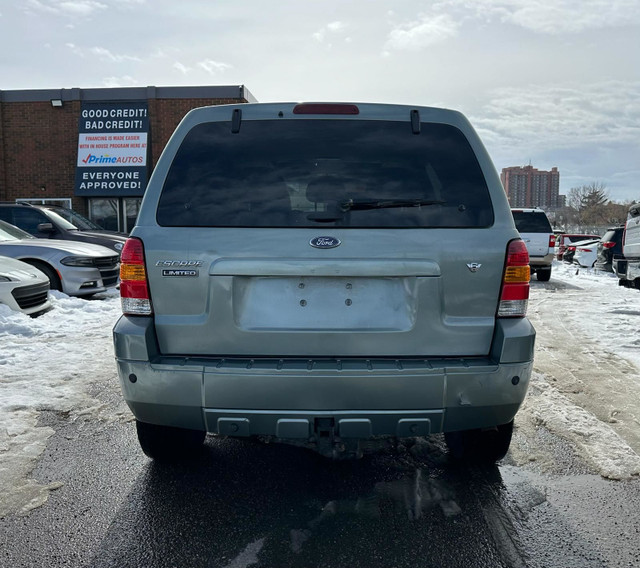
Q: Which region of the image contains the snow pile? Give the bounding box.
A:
[0,290,122,517]
[525,373,640,480]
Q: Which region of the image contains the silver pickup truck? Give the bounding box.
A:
[113,102,535,463]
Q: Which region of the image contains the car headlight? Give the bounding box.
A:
[60,256,95,267]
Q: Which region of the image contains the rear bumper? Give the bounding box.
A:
[113,316,535,437]
[595,251,616,272]
[627,259,640,281]
[529,252,554,268]
[609,257,626,276]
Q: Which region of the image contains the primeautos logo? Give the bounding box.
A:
[82,154,144,165]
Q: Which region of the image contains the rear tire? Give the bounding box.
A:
[136,420,206,461]
[24,261,62,291]
[536,267,551,282]
[445,420,514,463]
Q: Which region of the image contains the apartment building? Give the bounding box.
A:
[501,165,563,209]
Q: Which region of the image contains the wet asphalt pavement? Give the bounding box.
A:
[2,413,640,568]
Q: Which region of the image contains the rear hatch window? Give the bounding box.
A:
[157,120,493,228]
[512,211,552,233]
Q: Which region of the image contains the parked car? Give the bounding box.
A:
[511,208,555,281]
[0,220,119,297]
[40,204,120,233]
[0,255,51,316]
[621,204,640,289]
[555,233,600,260]
[594,226,625,273]
[114,102,535,464]
[564,238,599,265]
[572,239,601,268]
[563,244,577,264]
[0,202,127,254]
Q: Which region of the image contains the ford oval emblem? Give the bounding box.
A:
[310,236,341,249]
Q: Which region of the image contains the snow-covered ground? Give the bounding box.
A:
[539,262,640,369]
[0,288,124,517]
[516,261,640,480]
[1,261,639,516]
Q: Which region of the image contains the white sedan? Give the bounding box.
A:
[0,255,52,316]
[572,239,601,268]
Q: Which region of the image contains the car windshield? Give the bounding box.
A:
[47,207,103,230]
[157,119,494,228]
[0,220,35,241]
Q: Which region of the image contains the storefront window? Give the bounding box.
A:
[88,197,141,233]
[89,198,120,231]
[124,198,141,232]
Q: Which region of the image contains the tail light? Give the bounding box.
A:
[549,234,557,248]
[119,237,152,315]
[578,248,592,253]
[602,242,616,249]
[498,239,530,318]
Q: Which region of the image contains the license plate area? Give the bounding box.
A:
[232,276,416,331]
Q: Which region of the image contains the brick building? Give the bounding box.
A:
[0,85,255,232]
[500,165,564,209]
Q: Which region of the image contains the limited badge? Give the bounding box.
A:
[162,269,198,277]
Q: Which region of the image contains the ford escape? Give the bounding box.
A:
[113,102,535,462]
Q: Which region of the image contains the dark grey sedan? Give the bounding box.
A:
[0,202,127,254]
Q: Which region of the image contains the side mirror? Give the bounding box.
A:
[37,222,56,234]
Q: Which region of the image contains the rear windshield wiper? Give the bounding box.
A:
[306,198,446,222]
[339,198,445,211]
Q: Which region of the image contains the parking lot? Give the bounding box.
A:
[1,262,640,567]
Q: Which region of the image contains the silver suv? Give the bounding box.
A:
[113,102,535,462]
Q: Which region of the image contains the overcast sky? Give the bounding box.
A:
[1,0,639,202]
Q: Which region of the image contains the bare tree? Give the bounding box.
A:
[600,201,630,226]
[553,206,579,231]
[567,182,610,230]
[567,182,608,209]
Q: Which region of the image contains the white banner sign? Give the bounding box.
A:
[76,133,148,167]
